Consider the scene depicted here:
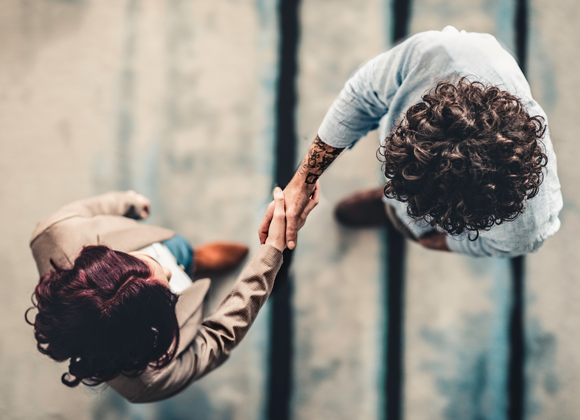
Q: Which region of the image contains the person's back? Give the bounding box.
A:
[261,26,562,258]
[365,26,563,256]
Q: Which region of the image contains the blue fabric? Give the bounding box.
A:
[162,235,194,273]
[318,26,562,258]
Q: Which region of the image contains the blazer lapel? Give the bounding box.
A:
[174,278,211,356]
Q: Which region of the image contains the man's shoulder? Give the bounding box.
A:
[390,26,505,71]
[403,26,499,52]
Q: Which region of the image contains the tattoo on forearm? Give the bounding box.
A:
[304,173,320,184]
[298,135,344,185]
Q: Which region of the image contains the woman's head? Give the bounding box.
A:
[379,78,548,238]
[27,245,180,387]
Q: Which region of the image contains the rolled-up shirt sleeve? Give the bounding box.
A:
[317,36,425,148]
[318,55,388,148]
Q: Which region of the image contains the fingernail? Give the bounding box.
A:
[274,187,282,194]
[288,241,295,249]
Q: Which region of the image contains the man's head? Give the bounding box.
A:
[380,78,547,237]
[27,245,180,387]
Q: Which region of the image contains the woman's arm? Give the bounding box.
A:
[116,188,318,403]
[30,191,150,246]
[124,243,283,402]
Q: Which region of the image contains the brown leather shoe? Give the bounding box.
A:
[334,186,389,227]
[191,242,249,277]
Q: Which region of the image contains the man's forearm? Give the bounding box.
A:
[294,135,345,186]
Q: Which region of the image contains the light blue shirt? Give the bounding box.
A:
[318,26,562,258]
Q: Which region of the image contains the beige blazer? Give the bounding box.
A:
[30,191,283,403]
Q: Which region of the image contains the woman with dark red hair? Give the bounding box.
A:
[27,188,318,402]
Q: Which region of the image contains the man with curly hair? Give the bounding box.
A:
[259,26,562,258]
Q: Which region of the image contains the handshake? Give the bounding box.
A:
[258,180,320,252]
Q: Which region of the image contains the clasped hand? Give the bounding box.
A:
[260,181,320,251]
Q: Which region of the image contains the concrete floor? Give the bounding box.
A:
[0,1,579,419]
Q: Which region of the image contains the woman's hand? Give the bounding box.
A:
[295,180,320,232]
[126,190,151,219]
[265,188,287,252]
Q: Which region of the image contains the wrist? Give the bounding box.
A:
[265,237,285,252]
[288,172,317,193]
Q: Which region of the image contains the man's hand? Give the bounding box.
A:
[280,177,317,249]
[259,181,320,248]
[417,231,451,252]
[259,135,343,249]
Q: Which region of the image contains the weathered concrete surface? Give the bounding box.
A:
[290,1,389,419]
[0,1,278,419]
[2,1,580,420]
[0,2,124,419]
[408,0,515,46]
[526,0,580,418]
[404,2,516,419]
[405,244,512,420]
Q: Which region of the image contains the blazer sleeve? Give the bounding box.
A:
[30,191,149,245]
[122,244,283,403]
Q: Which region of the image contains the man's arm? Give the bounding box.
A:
[259,135,343,249]
[296,135,345,185]
[259,46,414,248]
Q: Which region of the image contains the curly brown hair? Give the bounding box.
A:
[379,78,548,237]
